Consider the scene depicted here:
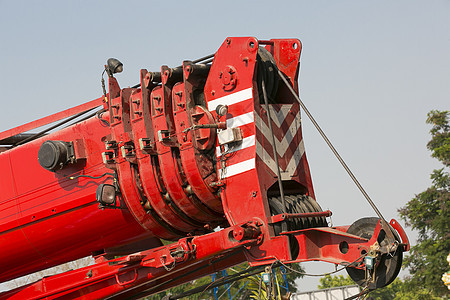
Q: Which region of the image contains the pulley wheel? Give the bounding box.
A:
[257,47,279,103]
[345,217,403,290]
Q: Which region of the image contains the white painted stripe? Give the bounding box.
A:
[207,88,253,112]
[218,158,255,179]
[216,135,256,157]
[226,111,254,128]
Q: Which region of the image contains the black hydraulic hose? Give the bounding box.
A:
[131,53,215,88]
[0,133,37,145]
[190,53,215,65]
[200,57,214,65]
[13,107,99,146]
[64,109,105,128]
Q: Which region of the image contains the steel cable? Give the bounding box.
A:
[277,70,389,225]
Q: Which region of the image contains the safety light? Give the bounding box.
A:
[215,104,228,117]
[96,184,116,207]
[106,58,123,76]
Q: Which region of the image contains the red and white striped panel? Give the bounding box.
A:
[207,87,257,179]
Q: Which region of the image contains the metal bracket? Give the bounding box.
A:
[270,210,332,224]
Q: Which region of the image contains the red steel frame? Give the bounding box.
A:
[0,37,409,299]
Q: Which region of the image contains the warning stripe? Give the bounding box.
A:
[216,135,255,157]
[207,88,253,112]
[225,111,254,128]
[207,88,257,179]
[218,158,255,179]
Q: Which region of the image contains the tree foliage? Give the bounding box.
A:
[426,110,450,167]
[317,274,355,289]
[247,264,303,300]
[318,275,441,300]
[398,110,449,297]
[318,275,400,299]
[144,262,303,299]
[316,111,449,299]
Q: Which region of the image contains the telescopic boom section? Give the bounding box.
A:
[0,37,409,299]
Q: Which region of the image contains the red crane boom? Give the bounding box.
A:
[0,37,409,299]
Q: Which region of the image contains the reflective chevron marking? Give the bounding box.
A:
[255,104,304,177]
[209,92,304,179]
[254,108,301,158]
[261,104,293,127]
[255,140,305,179]
[207,88,253,112]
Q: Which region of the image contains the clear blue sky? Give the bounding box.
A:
[1,0,448,292]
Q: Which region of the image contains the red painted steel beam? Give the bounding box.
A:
[0,96,104,141]
[0,37,409,299]
[389,219,410,251]
[0,222,259,300]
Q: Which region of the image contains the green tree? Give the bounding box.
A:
[398,110,450,297]
[315,111,450,300]
[317,275,441,300]
[317,274,355,289]
[367,278,441,300]
[247,263,303,299]
[144,262,303,299]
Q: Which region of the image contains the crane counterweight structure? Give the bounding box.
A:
[0,37,409,299]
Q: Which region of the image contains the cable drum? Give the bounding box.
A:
[269,194,328,235]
